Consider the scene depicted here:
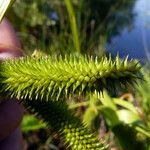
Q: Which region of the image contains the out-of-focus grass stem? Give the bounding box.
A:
[64,0,81,54]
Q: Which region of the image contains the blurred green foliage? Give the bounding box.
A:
[21,114,46,132]
[138,66,150,111]
[6,0,135,56]
[81,92,149,149]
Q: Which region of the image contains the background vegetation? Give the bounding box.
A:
[7,0,135,55]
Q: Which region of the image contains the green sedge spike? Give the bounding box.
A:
[25,100,107,150]
[0,0,15,22]
[0,55,142,101]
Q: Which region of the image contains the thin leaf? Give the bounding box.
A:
[0,0,14,22]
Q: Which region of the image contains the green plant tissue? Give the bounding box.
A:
[0,0,14,22]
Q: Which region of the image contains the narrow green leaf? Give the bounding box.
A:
[0,0,14,22]
[100,91,117,111]
[113,98,138,114]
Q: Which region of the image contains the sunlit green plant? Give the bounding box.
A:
[0,54,142,149]
[0,1,147,149]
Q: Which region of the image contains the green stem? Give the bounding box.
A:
[135,126,150,138]
[69,101,89,109]
[64,0,81,54]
